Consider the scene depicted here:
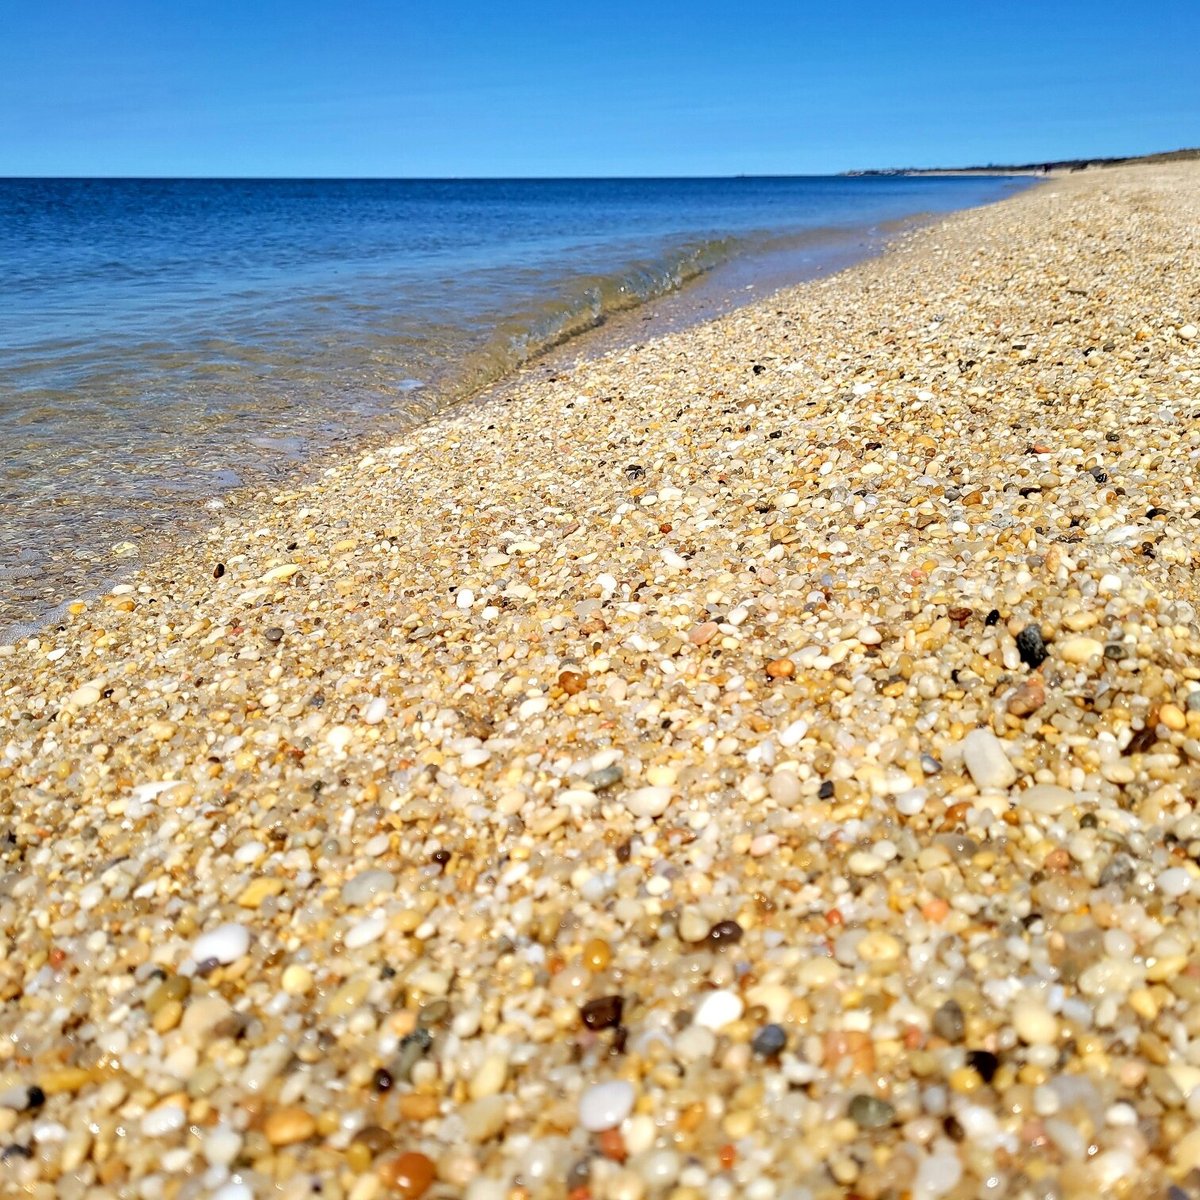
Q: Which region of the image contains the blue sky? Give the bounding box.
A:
[2,1,1197,176]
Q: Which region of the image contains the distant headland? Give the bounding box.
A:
[843,146,1200,176]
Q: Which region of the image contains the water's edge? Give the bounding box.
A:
[1,182,1037,643]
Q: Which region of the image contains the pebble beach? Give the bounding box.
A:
[3,160,1200,1199]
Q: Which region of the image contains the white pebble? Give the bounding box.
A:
[778,719,809,747]
[962,728,1018,789]
[192,923,250,965]
[345,914,386,948]
[204,1125,243,1167]
[579,1080,635,1131]
[1016,783,1077,815]
[363,697,387,725]
[914,1150,962,1199]
[1059,636,1104,665]
[694,989,744,1030]
[848,850,885,876]
[141,1104,186,1137]
[1012,1000,1059,1045]
[326,723,354,753]
[625,786,672,818]
[1158,867,1193,898]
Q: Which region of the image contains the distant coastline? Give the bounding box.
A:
[844,145,1200,177]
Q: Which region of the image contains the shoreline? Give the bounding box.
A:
[3,161,1200,1196]
[0,187,1030,645]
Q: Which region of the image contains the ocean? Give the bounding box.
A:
[0,175,1029,632]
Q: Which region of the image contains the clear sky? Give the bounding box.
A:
[2,1,1197,177]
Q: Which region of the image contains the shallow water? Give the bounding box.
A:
[0,175,1030,632]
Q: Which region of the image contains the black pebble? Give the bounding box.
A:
[984,609,1001,627]
[752,364,766,375]
[372,1067,394,1092]
[24,1086,45,1111]
[624,463,645,479]
[752,1023,788,1057]
[213,563,225,579]
[966,1049,999,1083]
[580,995,624,1030]
[705,919,744,948]
[1015,624,1048,669]
[818,780,835,800]
[1088,465,1108,483]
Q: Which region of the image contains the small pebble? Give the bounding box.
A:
[961,728,1018,790]
[191,923,250,966]
[694,989,744,1030]
[579,1080,636,1132]
[752,1024,788,1057]
[263,1106,317,1146]
[849,1094,896,1129]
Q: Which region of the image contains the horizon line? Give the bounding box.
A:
[0,171,1006,183]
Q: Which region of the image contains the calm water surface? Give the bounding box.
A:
[0,175,1030,632]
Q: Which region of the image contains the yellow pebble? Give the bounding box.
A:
[723,1110,755,1138]
[237,877,285,908]
[263,1106,317,1147]
[1160,703,1186,731]
[152,999,183,1033]
[949,1066,983,1093]
[346,1141,372,1173]
[582,938,612,971]
[282,964,314,995]
[39,1067,92,1095]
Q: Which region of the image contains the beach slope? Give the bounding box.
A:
[2,162,1200,1197]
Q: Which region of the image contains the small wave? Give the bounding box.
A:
[426,235,743,401]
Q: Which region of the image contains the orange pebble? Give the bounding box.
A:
[558,670,587,695]
[582,938,612,971]
[765,657,796,679]
[379,1151,436,1197]
[598,1128,627,1162]
[922,897,950,922]
[718,1143,737,1169]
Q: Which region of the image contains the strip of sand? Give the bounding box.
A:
[2,162,1199,1197]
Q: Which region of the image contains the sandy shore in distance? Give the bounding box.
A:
[2,162,1200,1199]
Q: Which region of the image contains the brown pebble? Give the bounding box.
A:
[1007,674,1046,717]
[705,919,744,948]
[352,1125,394,1155]
[580,995,624,1030]
[264,1106,317,1147]
[558,670,587,695]
[379,1150,436,1197]
[765,657,795,679]
[597,1128,627,1162]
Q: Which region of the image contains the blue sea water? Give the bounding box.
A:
[0,175,1029,629]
